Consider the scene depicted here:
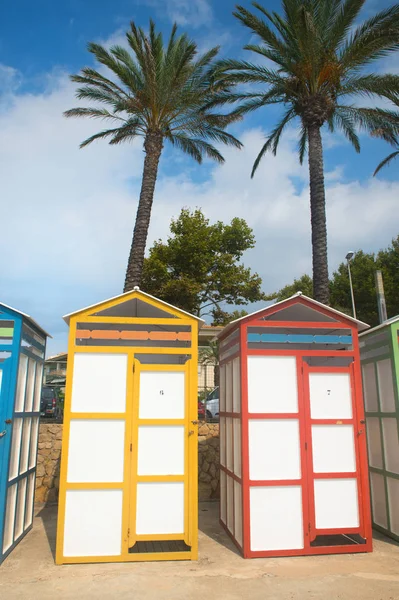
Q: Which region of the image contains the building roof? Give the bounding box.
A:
[63,287,205,327]
[0,302,51,337]
[218,292,369,338]
[359,315,399,337]
[46,352,68,362]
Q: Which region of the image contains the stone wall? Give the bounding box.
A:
[35,424,62,503]
[198,423,220,500]
[35,422,220,503]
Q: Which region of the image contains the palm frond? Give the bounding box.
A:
[252,108,295,177]
[340,5,399,69]
[374,149,399,175]
[167,134,225,164]
[298,123,308,164]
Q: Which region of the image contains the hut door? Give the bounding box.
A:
[303,364,365,544]
[128,361,193,555]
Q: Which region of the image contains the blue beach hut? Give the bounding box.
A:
[0,303,49,564]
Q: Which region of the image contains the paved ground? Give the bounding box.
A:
[1,502,399,600]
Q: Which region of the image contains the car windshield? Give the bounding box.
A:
[41,388,54,399]
[207,388,219,401]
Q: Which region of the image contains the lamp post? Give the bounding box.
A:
[346,251,356,320]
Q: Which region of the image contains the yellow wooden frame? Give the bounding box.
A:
[56,290,199,564]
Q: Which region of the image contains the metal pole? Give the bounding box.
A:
[375,270,388,323]
[347,259,357,320]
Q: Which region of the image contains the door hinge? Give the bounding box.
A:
[127,528,130,538]
[133,362,135,373]
[304,442,307,450]
[130,443,132,452]
[308,522,311,532]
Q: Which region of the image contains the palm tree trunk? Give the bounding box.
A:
[307,124,329,305]
[124,131,163,292]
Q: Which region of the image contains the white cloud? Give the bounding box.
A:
[143,0,213,28]
[1,64,399,355]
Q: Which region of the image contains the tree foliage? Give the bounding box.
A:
[266,236,399,327]
[141,208,266,322]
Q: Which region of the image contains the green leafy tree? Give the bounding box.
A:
[64,20,242,291]
[266,236,399,327]
[330,251,380,324]
[211,0,399,304]
[141,208,266,321]
[212,307,249,326]
[265,274,314,301]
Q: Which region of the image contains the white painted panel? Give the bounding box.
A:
[14,478,27,539]
[220,365,226,412]
[366,418,383,469]
[249,419,301,481]
[24,359,36,412]
[250,486,304,551]
[362,363,378,412]
[248,356,298,414]
[370,471,388,529]
[136,482,184,534]
[139,371,185,419]
[314,479,359,529]
[138,426,184,475]
[312,425,356,473]
[33,362,43,412]
[8,418,22,480]
[19,418,32,474]
[226,361,233,413]
[2,484,17,552]
[377,359,396,413]
[71,353,128,413]
[234,481,243,547]
[63,490,123,556]
[233,419,241,478]
[309,372,352,419]
[15,355,28,412]
[387,477,399,535]
[24,473,35,529]
[28,417,39,469]
[232,357,241,414]
[382,418,399,474]
[226,417,233,472]
[220,470,226,525]
[220,417,226,467]
[227,475,234,533]
[67,420,125,483]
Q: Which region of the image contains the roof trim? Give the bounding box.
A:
[0,303,51,338]
[63,287,205,327]
[218,292,369,338]
[359,315,399,337]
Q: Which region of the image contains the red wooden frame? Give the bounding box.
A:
[219,296,373,558]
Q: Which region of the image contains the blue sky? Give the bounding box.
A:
[1,0,399,356]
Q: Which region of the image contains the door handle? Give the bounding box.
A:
[191,420,201,425]
[0,430,6,438]
[5,419,12,425]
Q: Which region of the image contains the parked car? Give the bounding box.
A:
[198,400,205,419]
[40,387,57,418]
[205,387,219,420]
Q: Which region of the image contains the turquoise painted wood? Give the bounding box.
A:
[0,304,48,565]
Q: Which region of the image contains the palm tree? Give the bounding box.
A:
[65,20,242,291]
[210,1,399,304]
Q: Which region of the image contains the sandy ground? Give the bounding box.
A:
[1,502,399,600]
